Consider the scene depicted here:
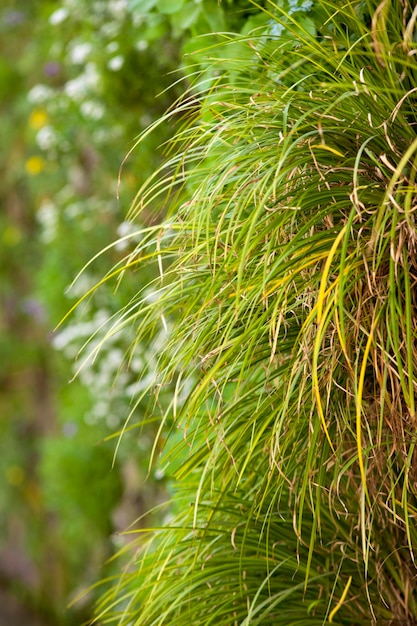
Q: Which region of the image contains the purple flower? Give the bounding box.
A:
[2,10,25,27]
[43,61,61,78]
[21,298,46,323]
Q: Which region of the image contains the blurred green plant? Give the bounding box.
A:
[2,0,290,621]
[82,0,417,624]
[0,0,184,622]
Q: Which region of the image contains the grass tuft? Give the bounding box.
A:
[79,1,417,623]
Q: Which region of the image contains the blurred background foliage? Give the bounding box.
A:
[0,0,277,622]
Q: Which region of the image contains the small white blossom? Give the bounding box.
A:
[106,41,119,54]
[49,7,69,25]
[64,63,100,100]
[80,100,105,120]
[64,77,87,100]
[69,42,93,65]
[129,357,143,373]
[100,22,120,38]
[132,13,144,28]
[135,40,148,51]
[115,221,142,251]
[109,0,128,19]
[93,125,123,144]
[106,349,124,372]
[117,221,134,238]
[27,84,54,104]
[108,55,124,71]
[36,126,58,150]
[37,199,58,243]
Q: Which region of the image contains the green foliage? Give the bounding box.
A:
[40,428,123,571]
[128,0,275,67]
[0,0,184,621]
[85,0,417,623]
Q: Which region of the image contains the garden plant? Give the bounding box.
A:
[0,1,286,621]
[73,0,417,624]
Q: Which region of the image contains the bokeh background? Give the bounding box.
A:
[0,1,271,622]
[0,1,182,622]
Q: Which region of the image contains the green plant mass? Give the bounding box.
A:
[83,0,417,624]
[0,0,183,621]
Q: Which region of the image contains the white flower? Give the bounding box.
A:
[108,55,124,71]
[36,126,58,150]
[64,63,99,100]
[84,62,100,86]
[27,84,54,104]
[37,199,58,243]
[106,349,124,371]
[109,0,128,19]
[132,13,144,28]
[69,42,93,65]
[64,77,86,100]
[80,100,105,120]
[100,22,120,38]
[115,221,142,251]
[135,40,148,51]
[49,7,69,25]
[129,357,144,373]
[106,41,119,54]
[93,125,123,144]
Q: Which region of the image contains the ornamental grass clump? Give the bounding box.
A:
[83,1,417,623]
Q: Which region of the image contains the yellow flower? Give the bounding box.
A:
[25,155,45,175]
[29,108,48,130]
